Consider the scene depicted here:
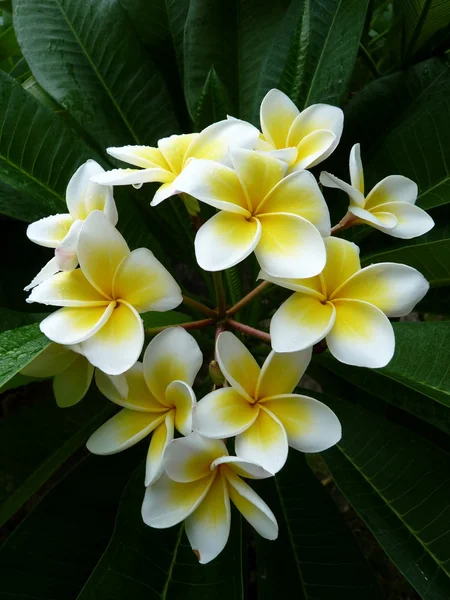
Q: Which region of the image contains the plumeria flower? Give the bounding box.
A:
[261,237,429,367]
[25,160,117,290]
[91,118,259,206]
[142,433,278,564]
[254,89,343,170]
[20,342,94,407]
[194,332,341,474]
[320,144,434,238]
[26,211,182,375]
[175,148,330,277]
[87,328,202,485]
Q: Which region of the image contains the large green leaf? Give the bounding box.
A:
[254,452,383,599]
[281,0,369,108]
[399,0,450,57]
[321,392,450,600]
[0,448,143,598]
[0,70,95,220]
[316,320,450,433]
[78,466,244,599]
[183,0,301,123]
[13,0,179,149]
[0,323,50,388]
[0,384,114,527]
[361,205,450,287]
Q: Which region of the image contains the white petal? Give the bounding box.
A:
[107,145,171,169]
[195,212,261,271]
[92,168,173,186]
[164,433,227,483]
[290,130,336,170]
[145,412,174,486]
[165,380,196,436]
[224,468,278,540]
[55,220,83,271]
[40,303,115,345]
[112,247,182,312]
[260,89,299,149]
[194,387,259,439]
[78,211,129,298]
[27,269,109,307]
[270,293,336,353]
[261,394,341,452]
[24,257,60,291]
[255,213,326,278]
[327,299,395,368]
[319,171,365,208]
[53,354,94,408]
[263,147,298,165]
[370,202,434,239]
[211,456,273,480]
[81,301,144,375]
[321,237,361,296]
[186,118,260,165]
[235,407,288,474]
[349,143,364,194]
[216,331,260,401]
[142,472,215,529]
[87,409,165,455]
[143,327,203,404]
[348,205,398,229]
[185,472,231,564]
[150,182,178,206]
[257,269,324,298]
[256,347,312,400]
[27,214,74,248]
[332,262,430,317]
[365,175,418,209]
[66,159,117,224]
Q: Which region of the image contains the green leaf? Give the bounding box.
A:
[0,323,50,388]
[0,70,96,220]
[0,24,19,61]
[194,67,233,130]
[281,0,369,108]
[78,466,244,599]
[316,321,450,433]
[255,452,383,599]
[0,384,114,527]
[0,448,144,598]
[321,391,450,600]
[399,0,450,58]
[13,0,179,148]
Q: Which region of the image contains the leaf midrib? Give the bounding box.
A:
[52,0,140,145]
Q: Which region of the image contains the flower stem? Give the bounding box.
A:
[182,295,217,318]
[145,318,215,336]
[227,319,271,343]
[330,211,358,235]
[226,281,271,316]
[213,272,227,317]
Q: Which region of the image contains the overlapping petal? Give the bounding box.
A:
[319,171,366,207]
[24,257,60,291]
[145,412,175,486]
[333,263,429,317]
[164,434,227,483]
[26,214,74,248]
[143,327,202,404]
[113,248,182,312]
[86,409,165,455]
[53,354,94,408]
[55,220,83,271]
[40,303,115,345]
[27,269,109,307]
[369,201,434,239]
[291,130,336,170]
[216,331,260,400]
[66,160,117,224]
[81,301,144,375]
[258,269,324,298]
[165,380,196,436]
[195,211,261,271]
[185,473,231,564]
[194,387,259,438]
[107,145,171,169]
[256,347,312,400]
[321,237,360,297]
[78,211,129,298]
[158,134,198,172]
[91,167,172,186]
[327,299,395,368]
[261,394,341,452]
[365,175,418,209]
[260,89,299,148]
[270,293,336,353]
[348,205,398,229]
[235,407,288,474]
[211,456,273,480]
[349,143,364,193]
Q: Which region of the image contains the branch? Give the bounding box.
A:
[226,281,271,316]
[182,295,217,318]
[145,318,215,336]
[227,319,271,343]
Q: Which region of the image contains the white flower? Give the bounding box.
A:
[194,332,341,474]
[26,211,182,375]
[255,89,343,170]
[91,119,259,206]
[20,342,93,407]
[262,236,430,367]
[87,328,202,485]
[25,160,117,290]
[142,433,278,564]
[175,148,330,277]
[320,143,434,238]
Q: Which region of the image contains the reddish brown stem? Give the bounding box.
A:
[145,318,215,336]
[182,295,217,318]
[330,211,358,235]
[227,319,271,343]
[226,281,271,316]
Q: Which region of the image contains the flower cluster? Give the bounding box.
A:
[23,89,432,563]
